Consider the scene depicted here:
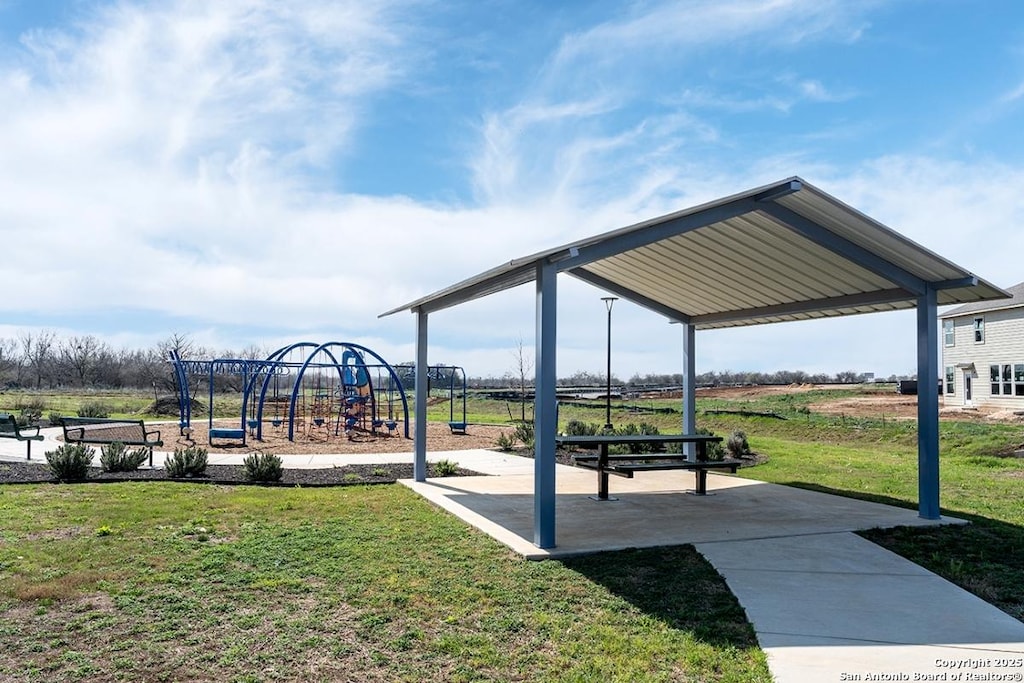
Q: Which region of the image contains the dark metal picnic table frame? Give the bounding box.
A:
[555,433,740,500]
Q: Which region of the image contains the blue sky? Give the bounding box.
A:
[1,0,1023,379]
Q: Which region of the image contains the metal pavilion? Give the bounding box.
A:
[381,176,1009,550]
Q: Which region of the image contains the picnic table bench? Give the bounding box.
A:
[555,433,741,499]
[61,417,163,467]
[0,413,45,460]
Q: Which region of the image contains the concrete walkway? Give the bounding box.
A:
[6,434,1024,681]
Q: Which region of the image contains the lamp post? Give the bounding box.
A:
[602,296,618,430]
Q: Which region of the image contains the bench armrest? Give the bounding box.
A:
[144,428,161,443]
[18,424,40,438]
[64,427,86,441]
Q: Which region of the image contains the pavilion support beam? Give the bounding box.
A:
[568,267,692,324]
[758,203,928,296]
[917,286,941,519]
[681,322,697,459]
[534,262,559,549]
[414,309,429,482]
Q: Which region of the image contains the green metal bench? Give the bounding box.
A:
[0,413,44,460]
[61,417,163,467]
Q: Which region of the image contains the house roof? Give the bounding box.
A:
[940,281,1024,319]
[381,177,1009,329]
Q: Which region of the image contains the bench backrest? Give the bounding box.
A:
[62,418,147,443]
[0,412,17,434]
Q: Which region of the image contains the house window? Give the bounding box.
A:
[974,317,985,343]
[943,320,955,347]
[991,364,1016,396]
[945,366,954,394]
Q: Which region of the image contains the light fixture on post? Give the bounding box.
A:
[602,296,618,430]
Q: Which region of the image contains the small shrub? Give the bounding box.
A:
[45,443,94,481]
[696,427,726,461]
[495,431,515,451]
[512,421,535,448]
[243,451,283,482]
[47,411,63,427]
[432,459,459,477]
[343,472,362,483]
[726,430,750,457]
[564,420,598,437]
[371,467,389,478]
[165,445,208,478]
[77,401,112,419]
[95,525,113,537]
[614,422,662,453]
[100,441,150,472]
[16,397,46,424]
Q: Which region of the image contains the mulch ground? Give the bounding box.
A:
[0,461,477,487]
[2,420,512,486]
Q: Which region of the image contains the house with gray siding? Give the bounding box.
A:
[940,281,1024,409]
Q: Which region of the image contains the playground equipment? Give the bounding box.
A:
[169,342,412,444]
[445,366,468,434]
[393,364,468,435]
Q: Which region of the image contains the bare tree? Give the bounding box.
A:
[158,333,198,361]
[509,337,534,422]
[60,335,105,387]
[0,337,18,386]
[19,330,56,389]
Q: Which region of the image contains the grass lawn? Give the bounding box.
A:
[3,384,1024,680]
[0,483,769,682]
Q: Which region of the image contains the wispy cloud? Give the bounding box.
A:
[466,0,873,215]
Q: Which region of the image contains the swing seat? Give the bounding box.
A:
[209,427,246,446]
[448,421,467,434]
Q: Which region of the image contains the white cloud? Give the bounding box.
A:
[0,0,1021,384]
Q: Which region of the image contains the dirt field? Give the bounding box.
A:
[174,420,512,455]
[695,384,1024,423]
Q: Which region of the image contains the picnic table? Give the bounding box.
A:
[555,433,741,500]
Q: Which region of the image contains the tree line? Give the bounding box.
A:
[0,332,236,392]
[0,331,895,393]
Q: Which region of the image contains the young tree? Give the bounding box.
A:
[509,337,533,422]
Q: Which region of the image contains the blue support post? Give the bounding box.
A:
[681,322,696,460]
[534,262,558,549]
[917,286,941,519]
[414,309,429,482]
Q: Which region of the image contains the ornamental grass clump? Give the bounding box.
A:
[512,421,535,448]
[495,431,515,451]
[243,450,283,482]
[432,459,459,477]
[165,445,208,478]
[726,430,750,457]
[45,443,94,481]
[76,401,112,418]
[100,441,150,472]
